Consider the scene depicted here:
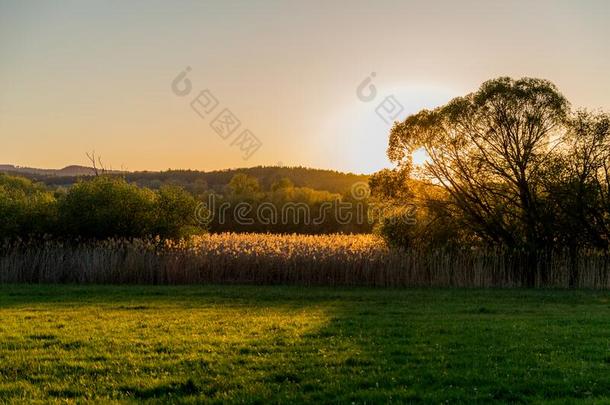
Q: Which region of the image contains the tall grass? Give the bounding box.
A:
[1,234,609,288]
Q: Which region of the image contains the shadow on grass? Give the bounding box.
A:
[0,285,609,403]
[120,379,200,399]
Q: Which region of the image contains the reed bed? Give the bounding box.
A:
[1,233,609,288]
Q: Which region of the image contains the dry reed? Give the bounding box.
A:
[1,234,609,288]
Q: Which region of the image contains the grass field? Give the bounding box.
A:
[1,286,609,403]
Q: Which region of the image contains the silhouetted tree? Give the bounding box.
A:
[388,77,569,253]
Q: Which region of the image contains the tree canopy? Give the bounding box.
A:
[385,77,610,260]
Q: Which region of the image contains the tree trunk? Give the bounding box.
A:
[568,245,579,288]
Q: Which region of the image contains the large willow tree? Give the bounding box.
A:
[388,77,570,251]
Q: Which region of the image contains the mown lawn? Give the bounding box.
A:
[0,286,609,404]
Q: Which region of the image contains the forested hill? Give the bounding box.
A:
[127,167,368,193]
[0,165,369,194]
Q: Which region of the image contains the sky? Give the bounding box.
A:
[1,0,609,174]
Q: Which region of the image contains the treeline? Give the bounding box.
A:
[378,77,610,285]
[8,166,369,195]
[203,174,372,234]
[0,171,374,239]
[129,166,368,195]
[0,174,203,239]
[0,164,375,237]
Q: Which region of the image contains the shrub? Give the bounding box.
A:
[58,176,157,239]
[0,174,57,238]
[153,185,204,239]
[375,209,415,249]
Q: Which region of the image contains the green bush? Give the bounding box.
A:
[373,202,465,250]
[58,176,205,239]
[58,176,156,238]
[0,174,57,238]
[375,209,415,249]
[153,185,204,239]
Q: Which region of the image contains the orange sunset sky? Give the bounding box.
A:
[1,0,609,173]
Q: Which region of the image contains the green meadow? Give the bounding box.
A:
[1,286,609,404]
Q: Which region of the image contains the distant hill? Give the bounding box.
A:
[0,164,117,177]
[0,165,370,194]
